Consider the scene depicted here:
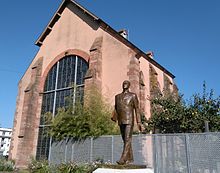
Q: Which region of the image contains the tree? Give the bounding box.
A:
[187,82,220,132]
[145,82,220,133]
[146,94,187,133]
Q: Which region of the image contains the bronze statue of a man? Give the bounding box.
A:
[111,80,142,165]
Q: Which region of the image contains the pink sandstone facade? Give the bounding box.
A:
[10,0,177,168]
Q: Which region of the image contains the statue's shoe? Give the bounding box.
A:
[116,160,126,165]
[126,160,134,165]
[116,159,134,165]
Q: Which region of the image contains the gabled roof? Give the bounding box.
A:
[35,0,175,78]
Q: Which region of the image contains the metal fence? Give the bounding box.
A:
[49,133,220,173]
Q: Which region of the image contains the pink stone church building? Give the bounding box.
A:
[10,0,177,167]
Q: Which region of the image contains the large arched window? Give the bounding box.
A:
[36,55,88,160]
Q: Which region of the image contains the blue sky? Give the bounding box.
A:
[0,0,220,128]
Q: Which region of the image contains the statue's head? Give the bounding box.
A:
[122,80,130,90]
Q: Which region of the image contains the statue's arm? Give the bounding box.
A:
[134,94,141,124]
[134,94,143,132]
[111,96,118,122]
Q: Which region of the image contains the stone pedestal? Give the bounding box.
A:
[93,168,154,173]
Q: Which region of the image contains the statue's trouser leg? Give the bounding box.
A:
[120,124,134,162]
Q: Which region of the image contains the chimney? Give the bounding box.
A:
[146,51,154,59]
[118,29,128,39]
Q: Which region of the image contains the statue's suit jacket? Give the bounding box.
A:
[114,91,141,126]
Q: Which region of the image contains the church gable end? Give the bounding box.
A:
[10,0,177,168]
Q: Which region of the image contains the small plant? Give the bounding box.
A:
[28,159,98,173]
[57,162,96,173]
[0,158,15,172]
[28,159,51,173]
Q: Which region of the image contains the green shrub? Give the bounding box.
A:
[0,158,15,172]
[44,87,119,141]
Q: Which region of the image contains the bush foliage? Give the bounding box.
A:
[28,159,96,173]
[44,87,119,140]
[28,159,145,173]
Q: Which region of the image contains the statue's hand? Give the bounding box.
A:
[111,110,117,122]
[111,117,116,122]
[137,123,144,132]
